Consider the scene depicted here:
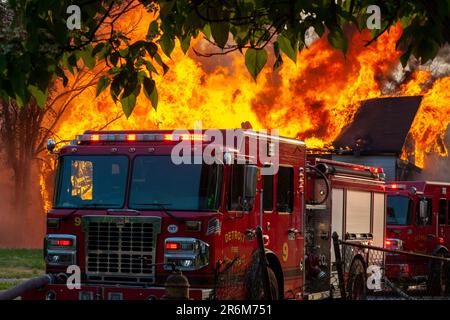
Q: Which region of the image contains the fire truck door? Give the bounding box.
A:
[414,197,435,254]
[438,199,448,248]
[263,166,303,287]
[304,178,331,294]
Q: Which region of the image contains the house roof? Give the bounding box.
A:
[333,96,423,154]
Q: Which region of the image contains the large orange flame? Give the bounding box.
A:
[39,8,450,210]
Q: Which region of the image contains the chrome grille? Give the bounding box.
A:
[83,216,161,284]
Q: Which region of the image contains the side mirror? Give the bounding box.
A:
[243,165,257,201]
[419,199,428,221]
[223,152,232,165]
[46,139,57,153]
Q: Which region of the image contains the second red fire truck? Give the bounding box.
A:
[386,181,450,294]
[22,129,387,300]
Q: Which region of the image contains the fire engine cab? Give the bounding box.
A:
[22,129,386,300]
[386,181,450,293]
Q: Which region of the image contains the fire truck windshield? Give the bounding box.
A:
[54,155,128,208]
[387,195,413,225]
[129,156,223,211]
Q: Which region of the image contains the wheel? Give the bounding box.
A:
[347,259,367,300]
[246,266,279,300]
[427,251,450,296]
[265,268,280,300]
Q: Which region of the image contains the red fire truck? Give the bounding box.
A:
[22,129,386,300]
[386,181,450,294]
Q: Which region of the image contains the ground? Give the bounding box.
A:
[0,249,44,290]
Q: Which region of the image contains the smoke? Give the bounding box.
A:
[0,156,45,248]
[383,44,450,93]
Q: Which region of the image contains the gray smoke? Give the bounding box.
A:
[383,44,450,94]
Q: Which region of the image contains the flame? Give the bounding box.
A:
[404,75,450,167]
[38,8,450,210]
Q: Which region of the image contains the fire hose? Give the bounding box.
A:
[0,274,54,300]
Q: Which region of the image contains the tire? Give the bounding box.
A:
[250,267,279,300]
[347,259,367,300]
[427,251,450,296]
[245,256,280,300]
[265,268,280,300]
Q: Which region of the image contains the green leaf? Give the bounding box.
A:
[147,21,159,39]
[161,62,169,75]
[159,0,175,18]
[28,85,48,107]
[67,54,78,74]
[80,48,96,69]
[15,93,25,107]
[110,74,124,103]
[154,53,169,74]
[119,47,129,57]
[143,77,158,110]
[245,48,267,81]
[202,24,211,40]
[210,22,229,48]
[55,66,68,87]
[122,74,138,99]
[91,43,105,57]
[327,28,348,54]
[180,36,191,54]
[313,21,325,38]
[159,34,175,58]
[144,60,158,74]
[144,42,158,57]
[120,92,137,118]
[399,48,412,67]
[276,35,297,63]
[96,75,110,97]
[273,42,283,70]
[418,38,440,63]
[109,52,120,66]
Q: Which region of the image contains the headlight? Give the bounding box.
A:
[45,234,77,267]
[164,237,209,271]
[385,238,403,251]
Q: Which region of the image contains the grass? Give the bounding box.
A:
[0,281,22,291]
[0,249,45,290]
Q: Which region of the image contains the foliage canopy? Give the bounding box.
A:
[1,0,449,116]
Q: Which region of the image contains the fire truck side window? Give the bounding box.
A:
[448,200,450,225]
[228,164,252,211]
[416,198,432,225]
[263,174,274,212]
[387,196,412,225]
[439,199,447,225]
[277,166,294,213]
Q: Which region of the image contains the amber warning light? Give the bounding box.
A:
[74,133,207,143]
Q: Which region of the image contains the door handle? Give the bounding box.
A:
[427,234,435,240]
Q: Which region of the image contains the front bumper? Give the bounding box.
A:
[21,283,213,300]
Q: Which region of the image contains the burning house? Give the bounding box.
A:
[331,96,423,181]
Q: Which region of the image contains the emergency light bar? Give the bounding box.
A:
[74,133,208,143]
